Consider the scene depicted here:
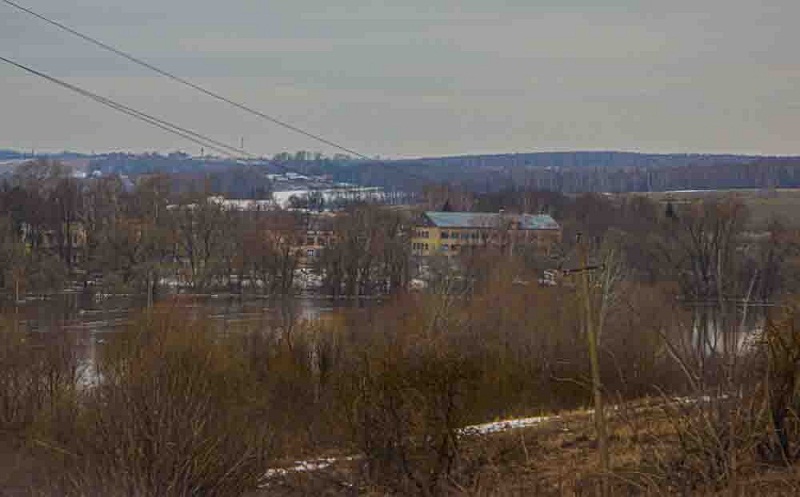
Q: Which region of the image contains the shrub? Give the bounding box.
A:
[337,320,480,496]
[0,322,80,436]
[55,308,274,496]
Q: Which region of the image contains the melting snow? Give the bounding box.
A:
[260,415,553,483]
[460,416,550,435]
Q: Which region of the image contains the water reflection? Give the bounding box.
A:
[3,290,377,388]
[689,303,768,357]
[2,289,373,338]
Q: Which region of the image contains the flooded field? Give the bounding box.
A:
[1,290,378,387]
[1,290,374,338]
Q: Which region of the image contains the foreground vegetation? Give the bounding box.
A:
[3,279,800,494]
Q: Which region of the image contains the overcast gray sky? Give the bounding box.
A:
[1,0,798,158]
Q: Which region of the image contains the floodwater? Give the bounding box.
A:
[2,290,375,385]
[5,288,768,368]
[2,289,372,337]
[689,304,768,357]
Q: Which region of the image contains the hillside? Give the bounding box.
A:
[287,152,800,193]
[2,149,800,194]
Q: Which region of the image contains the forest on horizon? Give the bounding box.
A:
[4,149,800,196]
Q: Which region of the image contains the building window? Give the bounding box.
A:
[441,231,450,239]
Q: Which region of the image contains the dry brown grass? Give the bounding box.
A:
[259,396,800,496]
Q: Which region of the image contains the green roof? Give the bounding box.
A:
[423,211,560,230]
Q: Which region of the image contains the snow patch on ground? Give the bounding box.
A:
[259,396,725,483]
[262,458,339,479]
[260,415,554,483]
[260,456,359,487]
[459,416,550,435]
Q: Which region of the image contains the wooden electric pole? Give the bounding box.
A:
[576,232,610,493]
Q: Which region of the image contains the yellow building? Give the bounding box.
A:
[411,211,561,257]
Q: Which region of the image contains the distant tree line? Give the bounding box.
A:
[12,149,800,195]
[255,152,800,193]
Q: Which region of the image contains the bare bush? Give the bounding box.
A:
[345,338,482,496]
[50,308,274,496]
[639,301,800,494]
[758,301,800,464]
[0,322,80,436]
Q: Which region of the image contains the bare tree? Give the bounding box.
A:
[317,205,410,297]
[240,211,302,295]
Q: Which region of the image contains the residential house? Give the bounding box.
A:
[297,212,336,266]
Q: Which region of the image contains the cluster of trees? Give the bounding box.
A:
[0,159,416,301]
[0,160,79,296]
[4,158,800,308]
[316,206,410,297]
[0,160,298,299]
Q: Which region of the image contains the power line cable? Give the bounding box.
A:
[2,1,438,188]
[1,0,371,160]
[0,55,252,158]
[1,52,432,187]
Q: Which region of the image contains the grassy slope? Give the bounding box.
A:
[258,399,800,496]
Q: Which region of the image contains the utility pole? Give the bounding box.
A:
[576,232,610,493]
